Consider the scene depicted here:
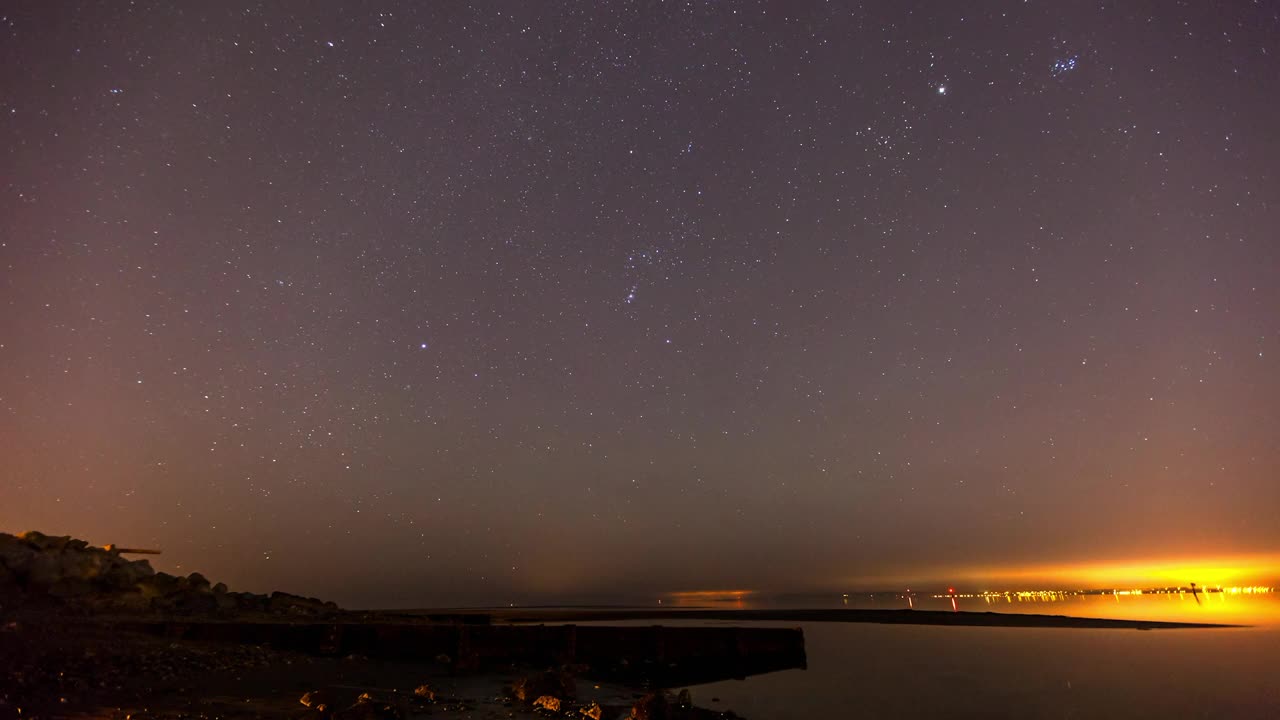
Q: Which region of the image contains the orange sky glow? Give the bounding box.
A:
[854,553,1280,591]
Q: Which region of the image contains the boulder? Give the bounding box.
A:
[26,552,64,588]
[174,591,219,614]
[300,689,332,711]
[48,576,94,598]
[509,669,576,703]
[19,531,85,552]
[334,691,403,720]
[103,558,153,590]
[17,530,53,548]
[0,562,17,593]
[57,547,107,582]
[630,691,672,720]
[237,593,270,612]
[139,572,184,598]
[533,695,562,712]
[268,591,337,616]
[0,534,36,573]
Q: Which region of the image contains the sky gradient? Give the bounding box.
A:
[3,1,1278,608]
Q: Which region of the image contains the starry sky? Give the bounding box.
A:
[3,1,1278,608]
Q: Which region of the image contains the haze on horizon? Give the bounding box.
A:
[3,2,1278,610]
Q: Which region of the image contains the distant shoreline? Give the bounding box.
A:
[398,607,1243,630]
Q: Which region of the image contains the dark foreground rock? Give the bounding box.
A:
[0,609,304,715]
[0,530,339,619]
[0,533,755,718]
[1,613,744,719]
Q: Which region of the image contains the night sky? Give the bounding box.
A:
[3,1,1278,608]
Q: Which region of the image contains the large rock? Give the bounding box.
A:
[19,531,86,552]
[104,557,154,590]
[334,692,404,720]
[57,546,108,582]
[630,691,672,720]
[0,534,36,573]
[0,561,17,593]
[237,592,270,612]
[268,591,338,616]
[48,576,95,598]
[173,591,219,614]
[139,572,184,598]
[26,552,65,588]
[509,669,576,704]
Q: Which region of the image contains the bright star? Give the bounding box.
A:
[936,85,947,95]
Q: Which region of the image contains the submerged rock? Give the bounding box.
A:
[676,688,692,707]
[300,689,332,711]
[533,695,562,712]
[509,668,577,703]
[334,691,404,720]
[630,691,672,720]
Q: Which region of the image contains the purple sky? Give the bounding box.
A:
[3,1,1278,607]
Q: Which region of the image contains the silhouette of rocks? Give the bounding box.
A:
[269,590,340,616]
[0,531,340,618]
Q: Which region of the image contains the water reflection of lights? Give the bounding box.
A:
[932,586,1275,602]
[921,585,1276,623]
[664,589,754,607]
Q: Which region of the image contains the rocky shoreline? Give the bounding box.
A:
[0,531,752,719]
[0,531,341,619]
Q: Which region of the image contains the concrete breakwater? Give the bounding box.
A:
[119,620,808,686]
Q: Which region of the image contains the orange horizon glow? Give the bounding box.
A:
[663,589,755,607]
[851,553,1280,591]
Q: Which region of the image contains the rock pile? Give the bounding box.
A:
[0,530,339,617]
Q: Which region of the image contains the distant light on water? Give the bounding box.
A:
[663,589,755,607]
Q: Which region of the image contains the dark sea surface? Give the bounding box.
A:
[711,587,1280,625]
[585,592,1280,718]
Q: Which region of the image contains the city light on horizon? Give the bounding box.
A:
[836,553,1280,595]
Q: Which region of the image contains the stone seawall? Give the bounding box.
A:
[119,620,807,686]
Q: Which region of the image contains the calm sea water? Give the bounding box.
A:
[624,593,1280,718]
